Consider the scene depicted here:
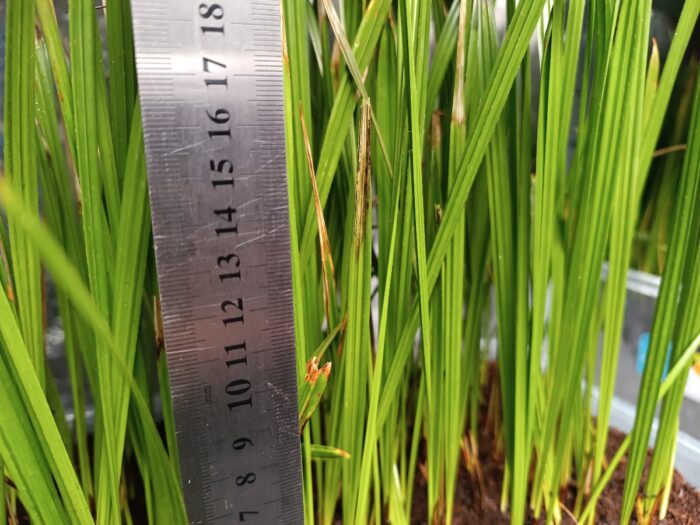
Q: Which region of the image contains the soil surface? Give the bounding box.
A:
[411,372,700,524]
[412,427,700,524]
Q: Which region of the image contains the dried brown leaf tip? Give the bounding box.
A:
[299,357,332,432]
[304,356,332,385]
[353,100,372,258]
[300,102,337,323]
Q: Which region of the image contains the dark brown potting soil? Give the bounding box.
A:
[411,374,700,525]
[412,427,700,524]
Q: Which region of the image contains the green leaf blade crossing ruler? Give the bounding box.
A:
[130,1,303,523]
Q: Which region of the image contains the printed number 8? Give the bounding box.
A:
[236,472,256,486]
[199,3,223,19]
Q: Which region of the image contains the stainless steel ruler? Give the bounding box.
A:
[130,1,303,523]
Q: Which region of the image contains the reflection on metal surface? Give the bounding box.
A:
[131,1,303,523]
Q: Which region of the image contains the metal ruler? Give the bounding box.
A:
[130,1,303,523]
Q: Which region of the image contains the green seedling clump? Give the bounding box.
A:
[1,0,699,524]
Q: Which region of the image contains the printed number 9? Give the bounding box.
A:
[207,108,230,124]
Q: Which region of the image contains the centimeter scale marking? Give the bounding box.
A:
[130,1,303,523]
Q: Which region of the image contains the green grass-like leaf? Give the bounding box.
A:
[4,1,700,524]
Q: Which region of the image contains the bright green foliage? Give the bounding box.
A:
[1,0,185,523]
[623,69,700,524]
[642,101,700,515]
[281,1,700,524]
[3,0,700,524]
